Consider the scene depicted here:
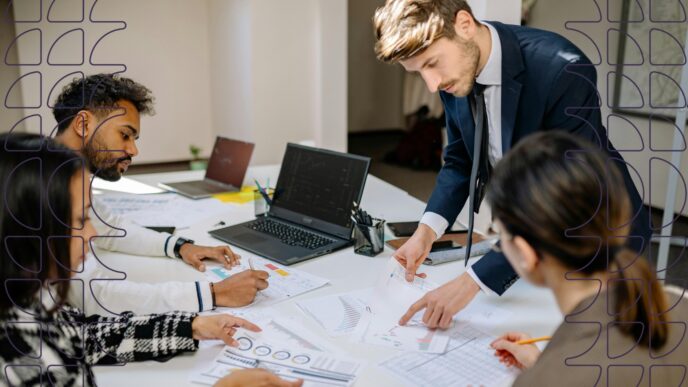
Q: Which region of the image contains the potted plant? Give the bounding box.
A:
[189,144,207,170]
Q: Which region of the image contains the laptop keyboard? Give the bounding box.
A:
[247,218,335,250]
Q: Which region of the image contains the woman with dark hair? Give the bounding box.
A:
[0,134,300,387]
[486,131,688,386]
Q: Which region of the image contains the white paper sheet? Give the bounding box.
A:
[296,288,373,337]
[380,322,519,387]
[205,256,329,310]
[191,320,363,387]
[350,258,450,354]
[94,193,226,228]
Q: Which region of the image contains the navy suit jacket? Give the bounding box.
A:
[427,22,652,295]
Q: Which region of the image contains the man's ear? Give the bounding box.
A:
[453,10,477,40]
[512,236,540,273]
[72,110,95,140]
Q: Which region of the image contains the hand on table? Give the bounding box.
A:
[214,369,303,387]
[214,269,270,307]
[399,271,480,329]
[490,332,541,370]
[180,243,241,272]
[394,223,437,282]
[192,314,261,347]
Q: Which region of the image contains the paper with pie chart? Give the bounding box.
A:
[350,258,450,353]
[191,319,363,386]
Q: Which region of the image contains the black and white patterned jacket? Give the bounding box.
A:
[0,298,198,386]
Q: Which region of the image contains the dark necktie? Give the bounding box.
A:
[464,82,490,266]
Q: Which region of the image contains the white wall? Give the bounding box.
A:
[207,0,348,164]
[529,0,688,216]
[8,0,348,165]
[0,0,26,134]
[10,0,216,164]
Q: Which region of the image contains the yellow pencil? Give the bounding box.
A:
[516,336,551,345]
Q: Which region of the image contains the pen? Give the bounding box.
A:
[516,336,551,345]
[248,256,255,271]
[253,179,272,205]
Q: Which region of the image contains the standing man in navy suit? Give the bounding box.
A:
[373,0,651,329]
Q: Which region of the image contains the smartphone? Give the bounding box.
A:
[387,221,419,237]
[430,240,462,252]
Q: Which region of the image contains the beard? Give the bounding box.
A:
[82,135,131,182]
[447,37,481,97]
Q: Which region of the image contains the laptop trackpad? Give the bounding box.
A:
[234,233,269,244]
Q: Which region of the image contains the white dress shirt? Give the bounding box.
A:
[420,22,504,295]
[67,198,214,315]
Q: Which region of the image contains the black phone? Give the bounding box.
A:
[430,240,462,252]
[387,221,419,237]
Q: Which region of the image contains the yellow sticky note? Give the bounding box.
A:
[212,186,257,204]
[275,269,289,277]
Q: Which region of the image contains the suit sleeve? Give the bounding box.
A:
[424,93,473,224]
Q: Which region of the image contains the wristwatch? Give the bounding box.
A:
[173,237,195,259]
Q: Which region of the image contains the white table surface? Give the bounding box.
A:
[92,166,562,387]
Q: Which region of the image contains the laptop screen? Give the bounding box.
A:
[270,144,370,238]
[205,137,255,187]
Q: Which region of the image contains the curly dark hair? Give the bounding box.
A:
[52,74,155,135]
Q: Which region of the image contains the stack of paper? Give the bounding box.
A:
[94,193,227,228]
[350,258,450,354]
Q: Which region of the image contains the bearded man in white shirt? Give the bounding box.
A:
[53,73,268,315]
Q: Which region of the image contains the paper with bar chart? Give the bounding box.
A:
[205,255,329,309]
[350,258,450,353]
[296,288,373,337]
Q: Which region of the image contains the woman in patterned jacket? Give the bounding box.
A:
[0,133,300,387]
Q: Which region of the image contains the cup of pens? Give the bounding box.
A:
[254,179,274,218]
[352,205,385,257]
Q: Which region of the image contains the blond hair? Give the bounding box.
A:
[373,0,477,63]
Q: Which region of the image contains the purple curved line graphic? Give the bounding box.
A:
[47,0,85,23]
[649,28,687,66]
[649,71,688,109]
[649,157,687,230]
[4,28,41,66]
[608,28,644,66]
[650,0,687,22]
[649,114,687,152]
[47,71,85,109]
[611,72,645,109]
[47,28,85,66]
[606,114,645,151]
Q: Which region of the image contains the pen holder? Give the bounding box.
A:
[353,218,385,257]
[254,188,274,217]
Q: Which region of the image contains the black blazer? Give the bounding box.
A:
[425,22,651,294]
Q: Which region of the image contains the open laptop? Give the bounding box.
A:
[159,136,254,199]
[209,143,371,265]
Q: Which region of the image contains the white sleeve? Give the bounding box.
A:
[68,256,214,315]
[466,266,498,296]
[90,199,181,258]
[419,212,449,240]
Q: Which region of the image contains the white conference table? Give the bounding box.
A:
[93,165,562,387]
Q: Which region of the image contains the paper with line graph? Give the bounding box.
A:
[350,258,449,353]
[296,288,373,337]
[205,255,329,309]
